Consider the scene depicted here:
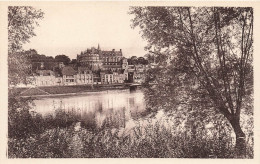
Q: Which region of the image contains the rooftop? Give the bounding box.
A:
[62,66,77,76]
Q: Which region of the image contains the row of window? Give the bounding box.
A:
[80,57,122,62]
[66,79,74,82]
[101,79,124,83]
[40,81,54,85]
[78,77,92,80]
[77,79,93,83]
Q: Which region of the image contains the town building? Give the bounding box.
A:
[32,70,61,86]
[100,71,114,84]
[93,73,101,85]
[133,64,146,84]
[122,57,128,70]
[113,71,125,84]
[62,66,77,85]
[76,67,93,85]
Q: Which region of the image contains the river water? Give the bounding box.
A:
[32,89,147,129]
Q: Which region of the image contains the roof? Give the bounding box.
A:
[100,50,122,56]
[81,47,123,56]
[78,67,92,73]
[62,66,77,76]
[36,70,55,76]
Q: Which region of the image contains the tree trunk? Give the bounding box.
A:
[229,116,246,158]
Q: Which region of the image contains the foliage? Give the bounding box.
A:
[127,56,148,65]
[129,7,253,156]
[8,6,44,53]
[8,6,44,86]
[55,54,71,65]
[8,128,73,158]
[27,49,58,71]
[8,96,43,138]
[8,120,254,158]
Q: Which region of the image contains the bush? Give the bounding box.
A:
[8,96,44,138]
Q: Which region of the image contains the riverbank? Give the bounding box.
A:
[10,84,133,97]
[8,121,254,158]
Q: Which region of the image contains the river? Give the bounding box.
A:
[31,89,147,129]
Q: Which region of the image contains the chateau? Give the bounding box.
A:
[77,44,124,72]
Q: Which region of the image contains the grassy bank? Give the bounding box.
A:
[8,121,253,158]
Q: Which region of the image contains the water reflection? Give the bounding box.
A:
[32,89,146,129]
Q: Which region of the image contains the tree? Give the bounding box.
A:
[130,7,253,157]
[144,53,155,64]
[8,6,44,86]
[55,54,71,65]
[8,6,45,139]
[137,57,148,65]
[70,59,77,64]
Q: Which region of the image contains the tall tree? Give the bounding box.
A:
[8,6,44,86]
[55,54,71,65]
[8,7,44,140]
[130,7,253,157]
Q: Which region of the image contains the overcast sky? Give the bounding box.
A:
[23,4,148,59]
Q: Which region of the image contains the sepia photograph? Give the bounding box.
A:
[0,1,259,161]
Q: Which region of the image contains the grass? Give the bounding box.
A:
[8,119,254,158]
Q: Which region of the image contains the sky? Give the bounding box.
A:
[23,4,148,59]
